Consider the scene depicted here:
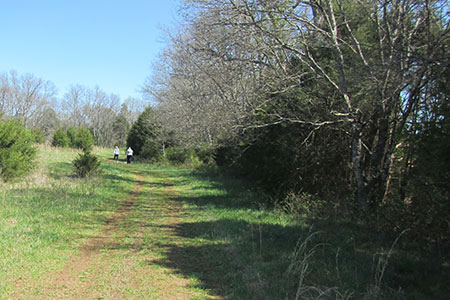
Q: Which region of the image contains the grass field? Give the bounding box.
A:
[1,145,448,299]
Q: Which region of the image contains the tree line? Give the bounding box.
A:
[0,70,145,147]
[141,0,449,252]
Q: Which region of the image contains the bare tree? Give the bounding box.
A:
[122,97,146,124]
[145,16,265,146]
[61,85,121,147]
[147,0,449,210]
[0,70,57,128]
[61,84,89,127]
[0,73,11,114]
[85,87,121,147]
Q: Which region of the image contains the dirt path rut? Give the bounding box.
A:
[14,170,208,299]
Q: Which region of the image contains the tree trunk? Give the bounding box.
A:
[351,121,366,212]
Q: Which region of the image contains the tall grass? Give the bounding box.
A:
[0,145,132,296]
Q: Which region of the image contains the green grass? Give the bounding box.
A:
[128,167,448,299]
[0,146,132,296]
[1,146,448,299]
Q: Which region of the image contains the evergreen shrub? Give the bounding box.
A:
[31,128,45,144]
[0,119,37,181]
[139,140,161,162]
[72,151,101,178]
[166,146,189,164]
[66,126,78,147]
[126,106,160,155]
[52,127,93,151]
[75,127,93,152]
[52,128,69,147]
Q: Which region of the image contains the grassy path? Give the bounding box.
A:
[66,168,210,299]
[1,147,312,299]
[36,171,147,299]
[5,147,440,299]
[2,151,218,299]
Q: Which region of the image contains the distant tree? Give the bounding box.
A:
[82,87,120,147]
[0,70,56,128]
[66,126,78,148]
[126,106,161,156]
[37,107,60,141]
[52,128,69,147]
[61,85,88,128]
[0,75,10,114]
[112,114,130,147]
[75,126,94,152]
[121,98,146,124]
[0,119,37,182]
[61,85,121,147]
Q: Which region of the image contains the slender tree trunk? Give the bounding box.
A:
[325,0,368,211]
[351,121,366,212]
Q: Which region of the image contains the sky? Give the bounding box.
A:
[0,0,182,101]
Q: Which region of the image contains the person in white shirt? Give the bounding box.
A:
[113,146,120,162]
[126,146,133,164]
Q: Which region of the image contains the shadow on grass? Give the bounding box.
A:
[174,194,256,210]
[150,219,308,299]
[149,190,450,299]
[148,217,449,299]
[47,161,74,179]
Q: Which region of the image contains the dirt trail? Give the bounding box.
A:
[12,170,207,299]
[35,172,145,299]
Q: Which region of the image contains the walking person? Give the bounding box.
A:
[113,146,120,162]
[126,146,133,164]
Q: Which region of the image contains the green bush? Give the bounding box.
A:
[187,151,204,168]
[66,126,78,147]
[52,127,93,151]
[52,128,69,147]
[139,140,162,162]
[195,144,215,164]
[75,127,93,152]
[31,128,45,144]
[277,191,326,217]
[72,151,101,178]
[0,119,37,182]
[164,145,214,167]
[126,106,161,156]
[166,146,189,164]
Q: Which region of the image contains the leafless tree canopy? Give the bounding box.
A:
[1,71,146,147]
[0,70,57,129]
[144,0,449,207]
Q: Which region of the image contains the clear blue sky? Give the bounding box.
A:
[0,0,182,100]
